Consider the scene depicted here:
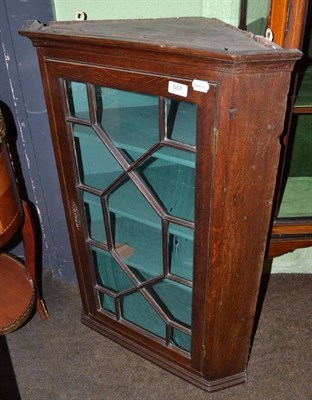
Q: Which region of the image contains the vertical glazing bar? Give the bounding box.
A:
[166,100,180,140]
[166,324,171,346]
[239,0,248,30]
[101,195,113,249]
[64,80,74,117]
[86,83,97,125]
[162,219,169,276]
[115,298,121,320]
[95,86,103,122]
[158,97,166,141]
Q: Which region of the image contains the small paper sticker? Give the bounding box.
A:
[192,79,210,93]
[168,81,188,97]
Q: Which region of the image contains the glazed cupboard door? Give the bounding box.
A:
[43,60,216,369]
[267,0,312,256]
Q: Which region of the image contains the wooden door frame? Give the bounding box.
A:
[268,0,308,48]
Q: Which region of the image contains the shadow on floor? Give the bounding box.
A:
[0,335,21,400]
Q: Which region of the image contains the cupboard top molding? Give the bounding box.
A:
[20,18,301,67]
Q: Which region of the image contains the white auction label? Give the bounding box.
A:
[192,79,210,93]
[168,81,188,97]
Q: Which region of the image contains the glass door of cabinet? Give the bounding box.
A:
[239,0,271,35]
[276,114,312,219]
[54,69,215,358]
[265,0,312,256]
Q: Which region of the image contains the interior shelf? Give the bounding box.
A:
[74,113,196,168]
[68,78,197,160]
[84,169,195,236]
[87,214,194,282]
[93,246,192,329]
[102,103,196,153]
[97,285,191,352]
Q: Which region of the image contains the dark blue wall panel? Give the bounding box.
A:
[0,0,76,283]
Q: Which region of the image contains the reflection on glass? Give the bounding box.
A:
[108,177,163,281]
[278,115,312,218]
[151,279,192,327]
[166,99,196,146]
[108,177,161,229]
[246,0,271,36]
[295,65,312,108]
[73,124,123,190]
[137,147,195,221]
[66,81,89,120]
[169,224,194,282]
[154,146,195,168]
[65,81,198,351]
[98,87,159,158]
[92,247,134,293]
[172,329,191,352]
[98,291,116,315]
[83,192,106,243]
[121,291,166,339]
[111,215,163,282]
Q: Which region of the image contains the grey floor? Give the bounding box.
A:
[1,273,311,400]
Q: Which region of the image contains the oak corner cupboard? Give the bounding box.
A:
[20,18,301,392]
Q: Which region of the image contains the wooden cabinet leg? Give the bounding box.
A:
[21,201,49,320]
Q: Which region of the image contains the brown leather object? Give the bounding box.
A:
[0,140,23,247]
[0,253,35,334]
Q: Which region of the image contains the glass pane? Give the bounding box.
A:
[66,81,89,120]
[169,224,194,282]
[151,279,192,327]
[278,115,312,217]
[92,247,134,293]
[171,329,191,352]
[246,0,271,36]
[66,82,199,350]
[137,147,195,221]
[108,177,161,229]
[98,87,159,159]
[83,192,106,243]
[98,291,116,315]
[155,145,195,168]
[295,65,312,108]
[295,13,312,108]
[166,100,196,146]
[278,178,312,217]
[73,124,123,190]
[121,291,166,339]
[112,215,163,282]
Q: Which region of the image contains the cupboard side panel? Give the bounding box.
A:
[203,69,293,382]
